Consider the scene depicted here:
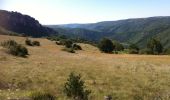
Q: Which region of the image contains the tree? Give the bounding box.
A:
[98,38,114,53]
[64,72,91,100]
[147,38,163,55]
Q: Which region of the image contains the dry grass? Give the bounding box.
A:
[0,35,170,100]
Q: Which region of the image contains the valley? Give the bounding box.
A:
[0,35,170,100]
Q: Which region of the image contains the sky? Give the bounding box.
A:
[0,0,170,25]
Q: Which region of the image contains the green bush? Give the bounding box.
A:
[139,48,153,54]
[129,49,139,54]
[64,39,73,48]
[1,40,17,48]
[128,44,139,54]
[73,44,82,50]
[25,38,33,46]
[1,40,28,57]
[32,41,40,46]
[25,38,40,46]
[9,44,28,57]
[29,91,56,100]
[98,38,114,53]
[64,72,91,100]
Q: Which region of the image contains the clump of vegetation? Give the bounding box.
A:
[113,41,124,52]
[64,72,91,100]
[64,39,73,48]
[129,44,139,54]
[73,44,82,50]
[98,38,114,53]
[56,39,82,53]
[29,91,56,100]
[32,41,40,46]
[25,38,40,46]
[164,48,170,55]
[146,38,163,55]
[25,38,33,46]
[1,40,28,57]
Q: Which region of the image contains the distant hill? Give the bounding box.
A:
[48,17,170,48]
[0,10,57,37]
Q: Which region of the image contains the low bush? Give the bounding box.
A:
[29,91,56,100]
[128,44,139,54]
[32,41,40,46]
[25,38,40,46]
[72,44,82,50]
[139,48,153,55]
[8,44,28,57]
[25,38,33,46]
[129,49,139,54]
[64,39,73,48]
[1,40,17,48]
[1,40,28,57]
[64,72,91,100]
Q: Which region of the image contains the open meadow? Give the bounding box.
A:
[0,35,170,100]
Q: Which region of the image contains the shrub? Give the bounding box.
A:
[129,49,139,54]
[8,44,28,57]
[64,72,91,100]
[29,91,56,100]
[164,48,170,55]
[25,38,40,46]
[1,40,28,57]
[32,41,40,46]
[25,38,33,46]
[98,38,114,53]
[139,48,153,54]
[128,44,139,54]
[64,39,73,48]
[73,44,82,50]
[1,40,17,48]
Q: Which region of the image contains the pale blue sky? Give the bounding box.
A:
[0,0,170,24]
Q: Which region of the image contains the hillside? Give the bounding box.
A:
[0,27,19,36]
[0,35,170,99]
[0,10,57,37]
[48,17,170,48]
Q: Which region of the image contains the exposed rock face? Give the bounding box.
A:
[0,10,57,37]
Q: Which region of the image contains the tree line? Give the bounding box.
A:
[98,37,169,55]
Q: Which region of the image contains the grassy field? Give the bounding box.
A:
[0,35,170,100]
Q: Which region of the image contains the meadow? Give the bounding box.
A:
[0,35,170,100]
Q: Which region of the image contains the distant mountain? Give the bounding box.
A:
[48,17,170,48]
[0,10,57,37]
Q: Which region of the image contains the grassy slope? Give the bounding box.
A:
[0,35,170,100]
